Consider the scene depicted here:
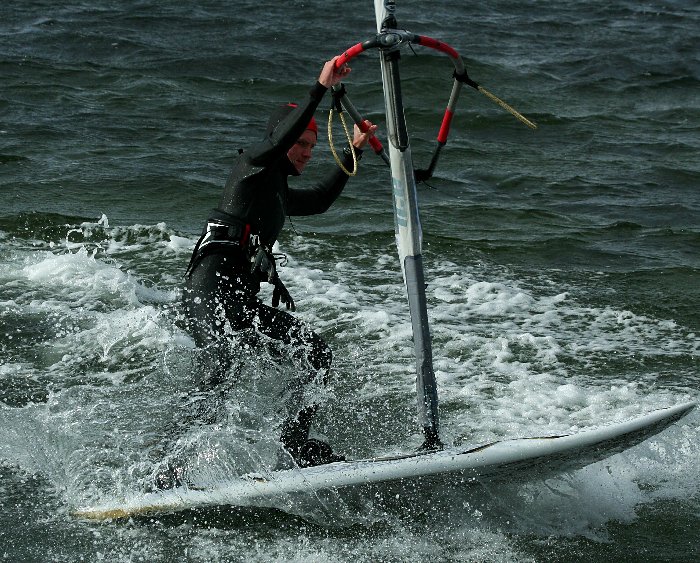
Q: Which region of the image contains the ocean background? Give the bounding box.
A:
[1,0,698,560]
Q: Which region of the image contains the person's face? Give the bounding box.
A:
[287,129,316,174]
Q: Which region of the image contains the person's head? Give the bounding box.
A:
[266,103,318,175]
[286,128,317,174]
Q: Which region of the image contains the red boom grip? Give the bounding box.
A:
[358,119,372,133]
[369,136,383,153]
[416,35,460,60]
[335,43,366,69]
[437,109,454,144]
[358,119,384,154]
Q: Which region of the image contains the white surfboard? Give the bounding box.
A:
[74,401,694,520]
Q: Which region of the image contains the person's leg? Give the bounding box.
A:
[152,259,251,489]
[181,261,245,428]
[159,252,340,485]
[253,301,332,379]
[250,302,342,465]
[185,296,232,392]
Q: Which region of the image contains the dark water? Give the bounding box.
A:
[1,0,698,561]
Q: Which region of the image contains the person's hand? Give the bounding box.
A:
[272,280,295,311]
[352,121,378,149]
[318,56,351,88]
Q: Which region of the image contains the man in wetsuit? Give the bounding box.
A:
[170,57,376,482]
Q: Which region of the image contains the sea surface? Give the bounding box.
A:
[1,0,699,561]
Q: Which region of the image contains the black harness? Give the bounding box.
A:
[184,214,251,278]
[185,211,295,311]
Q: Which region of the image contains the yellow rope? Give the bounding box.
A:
[328,109,358,176]
[478,86,538,130]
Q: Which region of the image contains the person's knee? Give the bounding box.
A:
[194,339,231,391]
[307,335,332,380]
[318,339,332,371]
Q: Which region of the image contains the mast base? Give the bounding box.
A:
[418,427,444,452]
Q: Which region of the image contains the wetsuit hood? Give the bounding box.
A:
[266,103,318,138]
[266,104,295,136]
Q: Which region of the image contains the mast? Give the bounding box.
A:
[331,2,534,449]
[373,0,442,450]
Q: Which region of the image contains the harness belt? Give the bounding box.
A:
[185,217,251,277]
[184,213,295,310]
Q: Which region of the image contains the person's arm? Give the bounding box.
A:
[287,122,378,216]
[247,58,352,167]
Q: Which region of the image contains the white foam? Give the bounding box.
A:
[1,218,697,542]
[22,247,135,299]
[167,234,194,252]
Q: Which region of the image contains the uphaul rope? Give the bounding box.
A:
[330,83,390,167]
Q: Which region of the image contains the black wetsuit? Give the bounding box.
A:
[182,81,359,464]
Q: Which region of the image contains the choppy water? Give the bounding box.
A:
[1,0,699,561]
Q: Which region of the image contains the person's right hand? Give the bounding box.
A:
[352,121,378,149]
[318,56,351,88]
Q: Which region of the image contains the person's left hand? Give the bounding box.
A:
[352,121,378,149]
[272,281,295,311]
[318,56,351,88]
